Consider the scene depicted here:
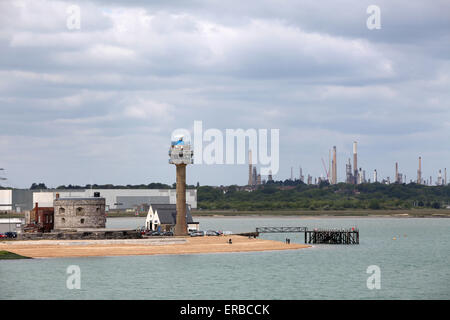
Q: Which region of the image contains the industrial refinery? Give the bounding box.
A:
[247,141,448,187]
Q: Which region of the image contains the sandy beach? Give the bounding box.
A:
[0,235,310,258]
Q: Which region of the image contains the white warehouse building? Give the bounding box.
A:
[0,189,197,212]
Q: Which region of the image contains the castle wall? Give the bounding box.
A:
[54,198,106,230]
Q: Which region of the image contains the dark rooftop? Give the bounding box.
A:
[151,204,194,225]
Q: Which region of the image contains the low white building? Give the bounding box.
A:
[1,188,198,213]
[0,218,24,233]
[32,189,197,211]
[145,204,199,232]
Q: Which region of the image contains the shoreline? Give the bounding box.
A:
[191,214,449,219]
[105,213,450,219]
[0,236,310,259]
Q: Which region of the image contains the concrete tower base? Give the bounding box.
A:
[174,164,188,236]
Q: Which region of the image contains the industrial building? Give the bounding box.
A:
[248,150,263,187]
[242,140,450,187]
[0,188,197,213]
[0,189,33,212]
[0,218,23,233]
[395,162,404,184]
[25,204,54,232]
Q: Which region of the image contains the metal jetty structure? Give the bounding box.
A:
[256,227,307,233]
[254,226,359,245]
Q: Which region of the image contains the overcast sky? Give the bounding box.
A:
[0,0,449,188]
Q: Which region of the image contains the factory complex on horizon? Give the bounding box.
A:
[247,141,448,188]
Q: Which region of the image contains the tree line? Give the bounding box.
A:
[197,182,450,210]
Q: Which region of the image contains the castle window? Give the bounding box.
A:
[59,207,65,214]
[61,218,65,223]
[80,219,85,224]
[76,207,84,216]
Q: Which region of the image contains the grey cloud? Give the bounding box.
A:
[0,0,448,187]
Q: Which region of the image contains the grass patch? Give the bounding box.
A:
[0,250,31,260]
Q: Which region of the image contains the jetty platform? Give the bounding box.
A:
[256,226,360,244]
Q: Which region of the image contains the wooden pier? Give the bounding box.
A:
[255,226,359,245]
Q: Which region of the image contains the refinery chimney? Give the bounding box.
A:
[248,150,253,186]
[332,146,337,184]
[353,141,358,184]
[417,157,422,184]
[169,135,194,236]
[373,169,378,183]
[395,162,399,183]
[445,168,447,185]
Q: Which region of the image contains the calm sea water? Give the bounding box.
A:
[1,217,449,300]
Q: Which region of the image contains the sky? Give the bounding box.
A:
[0,0,449,188]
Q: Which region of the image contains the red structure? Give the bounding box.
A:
[25,203,54,233]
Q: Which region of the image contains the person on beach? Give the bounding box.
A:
[228,239,232,244]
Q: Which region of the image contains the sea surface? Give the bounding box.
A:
[1,216,449,299]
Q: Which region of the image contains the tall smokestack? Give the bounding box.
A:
[291,167,293,181]
[353,141,358,184]
[417,157,422,184]
[445,168,447,185]
[395,162,399,183]
[373,169,377,183]
[248,150,253,186]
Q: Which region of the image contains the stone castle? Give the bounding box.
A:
[54,197,106,230]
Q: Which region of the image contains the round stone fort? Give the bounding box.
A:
[54,197,106,230]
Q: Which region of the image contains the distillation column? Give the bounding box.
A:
[353,141,358,184]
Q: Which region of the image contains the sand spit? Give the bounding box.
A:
[0,236,310,258]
